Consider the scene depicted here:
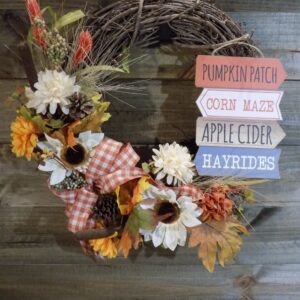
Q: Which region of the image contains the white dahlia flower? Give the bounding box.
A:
[152,142,195,186]
[26,69,80,115]
[38,131,104,185]
[140,186,202,251]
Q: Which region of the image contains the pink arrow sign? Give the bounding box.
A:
[196,88,283,120]
[195,55,287,90]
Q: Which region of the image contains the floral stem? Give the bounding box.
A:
[18,41,38,91]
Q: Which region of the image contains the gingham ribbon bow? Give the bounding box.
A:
[52,137,144,233]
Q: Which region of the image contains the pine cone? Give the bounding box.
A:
[69,93,94,120]
[92,193,121,227]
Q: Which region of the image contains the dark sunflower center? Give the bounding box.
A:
[156,201,180,224]
[63,144,86,166]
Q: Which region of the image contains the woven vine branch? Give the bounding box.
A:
[88,0,259,66]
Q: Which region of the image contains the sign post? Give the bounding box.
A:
[195,146,281,179]
[195,55,287,90]
[194,55,287,179]
[196,118,286,148]
[196,88,283,120]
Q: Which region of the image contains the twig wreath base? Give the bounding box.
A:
[7,0,264,273]
[88,0,261,67]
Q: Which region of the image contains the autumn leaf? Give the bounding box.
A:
[50,129,66,145]
[116,179,140,216]
[73,101,111,134]
[18,106,64,133]
[188,219,248,273]
[67,120,81,147]
[118,227,140,258]
[118,204,159,257]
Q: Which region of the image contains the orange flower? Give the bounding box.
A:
[11,116,40,161]
[200,184,233,222]
[73,31,93,65]
[25,0,43,22]
[89,232,119,259]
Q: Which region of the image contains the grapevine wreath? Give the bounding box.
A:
[8,0,266,273]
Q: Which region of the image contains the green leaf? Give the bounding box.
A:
[141,163,150,174]
[77,65,125,77]
[122,47,130,73]
[125,205,157,235]
[31,115,51,133]
[18,106,32,120]
[18,106,64,132]
[48,118,64,129]
[244,189,255,203]
[54,10,85,30]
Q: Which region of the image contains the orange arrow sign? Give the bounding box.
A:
[195,55,287,90]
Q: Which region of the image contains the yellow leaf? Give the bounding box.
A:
[73,102,111,134]
[91,93,102,103]
[116,177,153,215]
[189,219,248,273]
[131,176,153,205]
[116,179,139,216]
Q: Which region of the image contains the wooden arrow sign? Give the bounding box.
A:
[195,146,281,179]
[196,88,283,120]
[196,117,286,149]
[195,55,287,90]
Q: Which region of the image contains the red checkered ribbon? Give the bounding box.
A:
[177,185,203,202]
[51,137,145,233]
[86,137,144,192]
[156,182,203,202]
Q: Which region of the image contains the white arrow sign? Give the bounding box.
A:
[196,117,286,149]
[196,88,283,120]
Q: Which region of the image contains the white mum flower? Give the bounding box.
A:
[26,69,80,115]
[152,142,195,186]
[140,186,202,251]
[38,131,104,185]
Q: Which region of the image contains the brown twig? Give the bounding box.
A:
[18,41,38,91]
[74,225,123,241]
[130,0,144,47]
[88,0,259,66]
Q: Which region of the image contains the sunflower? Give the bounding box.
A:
[140,186,202,251]
[11,116,40,161]
[89,222,119,259]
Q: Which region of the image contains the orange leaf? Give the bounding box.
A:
[188,219,248,273]
[67,121,81,147]
[50,130,66,145]
[118,229,141,258]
